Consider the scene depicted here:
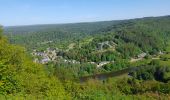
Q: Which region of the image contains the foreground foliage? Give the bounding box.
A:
[0,27,70,99]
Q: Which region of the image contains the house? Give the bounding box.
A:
[137,53,147,58]
[41,57,51,64]
[97,61,110,68]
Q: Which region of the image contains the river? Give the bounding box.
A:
[80,67,137,82]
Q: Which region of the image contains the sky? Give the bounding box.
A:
[0,0,170,26]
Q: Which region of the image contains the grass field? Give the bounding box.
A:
[130,59,152,67]
[159,60,170,66]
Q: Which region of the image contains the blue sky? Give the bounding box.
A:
[0,0,170,26]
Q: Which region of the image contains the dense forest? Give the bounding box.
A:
[64,16,170,61]
[4,21,121,51]
[1,16,170,99]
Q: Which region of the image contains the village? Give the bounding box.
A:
[31,47,114,68]
[31,40,163,68]
[31,45,155,68]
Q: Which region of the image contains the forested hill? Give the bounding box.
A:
[4,20,121,50]
[4,21,120,34]
[4,15,170,52]
[59,15,170,63]
[90,15,170,54]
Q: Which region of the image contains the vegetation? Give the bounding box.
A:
[4,21,120,51]
[1,15,170,99]
[0,26,70,99]
[55,16,170,65]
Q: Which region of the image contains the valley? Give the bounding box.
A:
[1,15,170,99]
[1,0,170,99]
[4,15,170,78]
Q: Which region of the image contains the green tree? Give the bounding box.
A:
[0,27,70,99]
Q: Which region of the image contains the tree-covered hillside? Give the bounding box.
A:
[4,21,121,51]
[4,16,170,53]
[0,26,70,99]
[63,16,170,63]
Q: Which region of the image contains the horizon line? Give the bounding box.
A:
[4,15,170,27]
